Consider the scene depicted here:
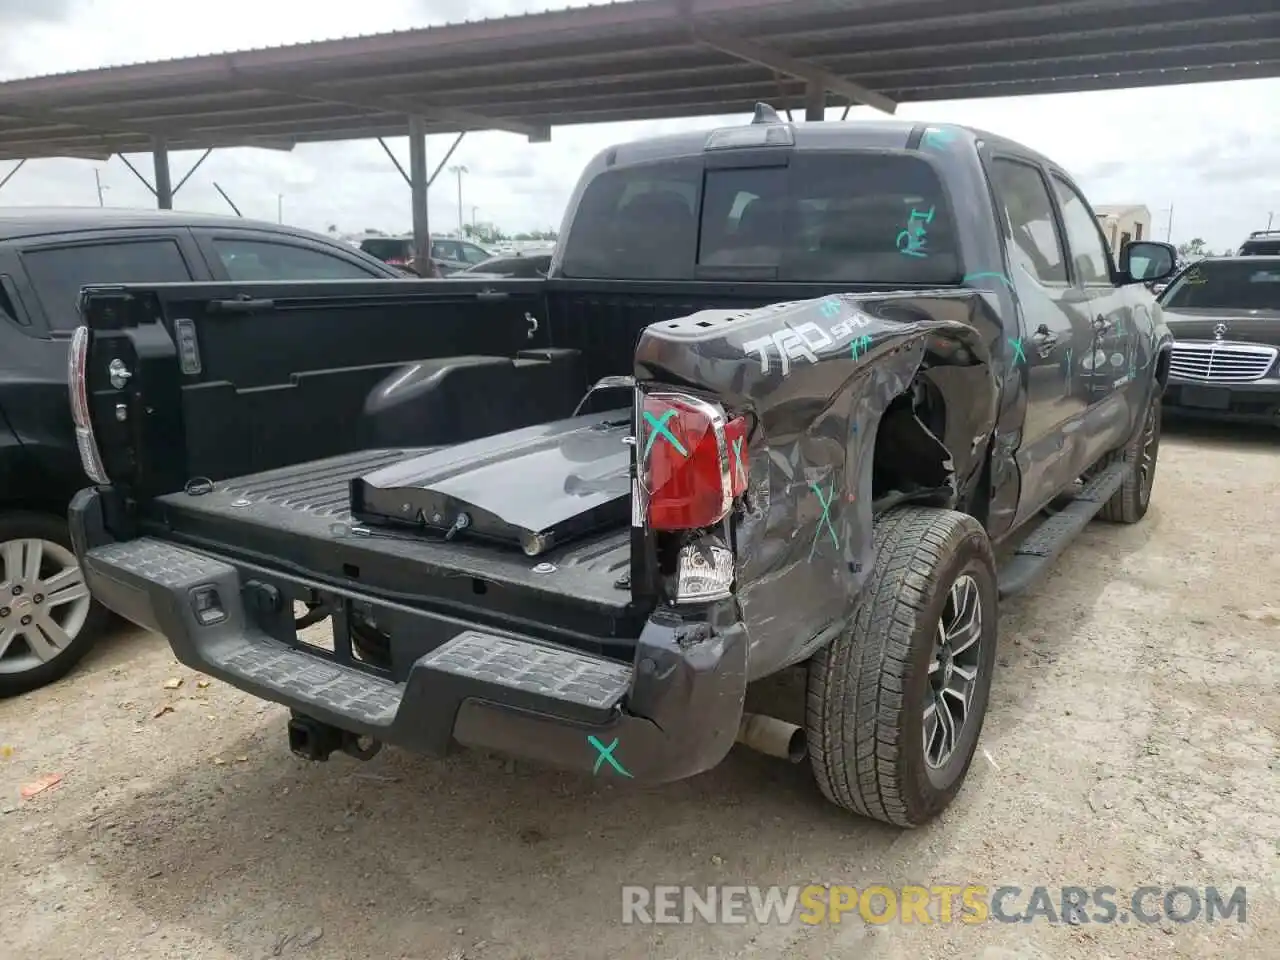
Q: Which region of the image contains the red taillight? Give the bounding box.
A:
[67,325,109,484]
[640,392,748,531]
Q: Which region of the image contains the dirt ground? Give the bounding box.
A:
[2,418,1277,960]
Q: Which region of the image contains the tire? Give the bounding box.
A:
[0,510,111,698]
[1096,390,1161,524]
[806,506,999,827]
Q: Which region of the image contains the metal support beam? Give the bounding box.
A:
[408,115,431,278]
[0,158,26,192]
[152,137,173,209]
[263,85,549,142]
[0,101,293,153]
[117,153,156,196]
[692,28,897,115]
[377,136,412,187]
[428,132,466,188]
[171,147,213,197]
[212,182,243,217]
[378,131,464,189]
[805,81,825,121]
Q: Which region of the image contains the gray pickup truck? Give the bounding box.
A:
[66,107,1176,826]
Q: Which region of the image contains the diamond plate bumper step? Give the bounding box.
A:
[81,537,632,738]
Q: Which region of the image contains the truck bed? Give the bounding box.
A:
[148,448,639,645]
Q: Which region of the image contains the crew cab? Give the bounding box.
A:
[66,109,1177,826]
[0,208,404,697]
[1157,255,1280,424]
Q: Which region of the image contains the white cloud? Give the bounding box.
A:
[1,0,1277,251]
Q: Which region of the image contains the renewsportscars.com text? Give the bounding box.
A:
[621,884,1247,926]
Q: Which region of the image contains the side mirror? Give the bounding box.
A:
[1119,240,1176,284]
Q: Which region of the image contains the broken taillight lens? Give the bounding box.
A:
[67,324,109,484]
[640,392,748,531]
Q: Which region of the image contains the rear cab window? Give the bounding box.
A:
[560,151,961,284]
[20,238,193,331]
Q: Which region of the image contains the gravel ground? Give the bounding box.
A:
[2,418,1277,960]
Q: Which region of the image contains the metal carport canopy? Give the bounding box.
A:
[0,0,1276,159]
[0,0,1274,265]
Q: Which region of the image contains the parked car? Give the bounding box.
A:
[66,110,1175,825]
[457,251,553,279]
[0,207,405,697]
[1238,230,1280,256]
[1156,255,1280,424]
[429,237,494,274]
[356,235,414,268]
[356,236,442,278]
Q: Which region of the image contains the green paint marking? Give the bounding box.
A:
[731,436,747,487]
[1008,337,1026,365]
[963,271,1016,291]
[587,735,633,778]
[642,409,688,459]
[808,481,839,562]
[921,128,958,150]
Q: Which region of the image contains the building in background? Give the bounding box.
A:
[1094,204,1153,251]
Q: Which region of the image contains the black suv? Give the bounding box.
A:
[0,207,401,697]
[1239,230,1280,256]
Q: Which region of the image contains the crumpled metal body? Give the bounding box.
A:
[634,291,1002,678]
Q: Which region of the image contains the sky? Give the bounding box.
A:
[0,0,1277,252]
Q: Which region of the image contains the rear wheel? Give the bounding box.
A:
[0,511,110,698]
[1097,390,1161,524]
[806,507,999,827]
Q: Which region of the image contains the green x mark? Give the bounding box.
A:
[731,436,747,488]
[962,271,1016,291]
[921,128,958,150]
[1008,337,1026,365]
[642,409,688,459]
[850,334,873,361]
[587,735,633,778]
[808,481,840,562]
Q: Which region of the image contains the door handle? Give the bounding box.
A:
[1031,324,1058,357]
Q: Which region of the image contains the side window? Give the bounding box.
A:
[989,159,1067,285]
[212,239,378,281]
[1051,177,1114,284]
[431,241,459,261]
[459,243,490,265]
[21,238,193,331]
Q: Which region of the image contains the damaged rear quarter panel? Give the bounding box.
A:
[635,291,1002,678]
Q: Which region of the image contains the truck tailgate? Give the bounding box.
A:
[149,448,639,640]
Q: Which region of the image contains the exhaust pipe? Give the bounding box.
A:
[736,712,806,763]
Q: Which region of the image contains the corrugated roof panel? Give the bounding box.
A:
[0,0,1275,160]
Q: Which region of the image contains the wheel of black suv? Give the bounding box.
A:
[0,511,111,698]
[806,506,999,827]
[1097,390,1161,524]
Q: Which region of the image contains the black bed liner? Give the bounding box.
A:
[148,449,636,622]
